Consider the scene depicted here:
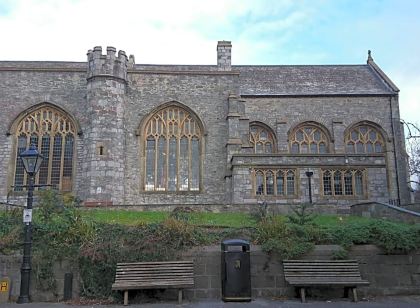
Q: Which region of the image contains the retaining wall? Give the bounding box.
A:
[1,245,419,302]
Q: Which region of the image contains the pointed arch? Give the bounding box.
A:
[10,103,78,192]
[7,102,82,136]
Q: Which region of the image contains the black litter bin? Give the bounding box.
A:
[221,239,251,302]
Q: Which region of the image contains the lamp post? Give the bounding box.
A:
[305,171,314,204]
[17,144,43,304]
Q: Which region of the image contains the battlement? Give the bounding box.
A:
[87,46,128,81]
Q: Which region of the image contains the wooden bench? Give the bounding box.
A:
[112,261,194,306]
[283,260,369,303]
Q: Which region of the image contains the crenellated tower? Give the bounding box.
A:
[82,46,128,205]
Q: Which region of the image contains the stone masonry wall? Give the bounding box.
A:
[0,254,79,302]
[2,245,418,303]
[231,154,388,207]
[0,67,87,203]
[241,96,405,204]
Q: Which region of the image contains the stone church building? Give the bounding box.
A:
[0,41,411,211]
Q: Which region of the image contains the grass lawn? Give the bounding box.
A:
[81,209,257,228]
[81,209,391,229]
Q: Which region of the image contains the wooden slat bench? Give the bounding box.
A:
[283,260,369,303]
[112,261,194,306]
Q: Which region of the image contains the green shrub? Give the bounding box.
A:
[255,216,315,259]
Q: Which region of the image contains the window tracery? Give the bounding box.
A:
[345,124,385,153]
[290,123,329,154]
[249,124,276,153]
[144,106,202,192]
[14,106,76,191]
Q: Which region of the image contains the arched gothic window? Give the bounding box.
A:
[13,106,76,191]
[290,123,330,154]
[249,124,276,153]
[345,124,385,153]
[144,105,202,192]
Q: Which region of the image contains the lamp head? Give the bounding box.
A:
[20,144,44,176]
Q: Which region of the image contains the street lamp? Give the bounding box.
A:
[17,144,43,304]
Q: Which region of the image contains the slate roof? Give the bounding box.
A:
[235,65,397,96]
[0,61,397,96]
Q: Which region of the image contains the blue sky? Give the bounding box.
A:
[0,0,419,125]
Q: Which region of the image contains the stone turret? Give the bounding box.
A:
[87,46,128,81]
[82,46,129,206]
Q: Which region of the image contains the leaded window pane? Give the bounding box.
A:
[191,137,200,191]
[266,172,274,195]
[356,142,364,153]
[168,137,177,191]
[62,134,74,191]
[51,135,62,186]
[38,134,50,185]
[144,106,202,192]
[334,171,343,195]
[256,171,264,195]
[323,171,332,195]
[145,138,155,191]
[14,135,27,191]
[344,171,353,195]
[375,142,382,153]
[366,142,374,153]
[286,171,295,195]
[276,171,284,195]
[355,171,364,196]
[179,137,189,191]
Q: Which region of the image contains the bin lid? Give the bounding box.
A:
[221,239,250,250]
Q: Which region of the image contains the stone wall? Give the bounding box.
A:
[0,254,79,302]
[351,202,420,223]
[231,154,388,207]
[180,245,420,300]
[1,245,419,303]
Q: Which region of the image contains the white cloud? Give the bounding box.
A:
[0,0,309,63]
